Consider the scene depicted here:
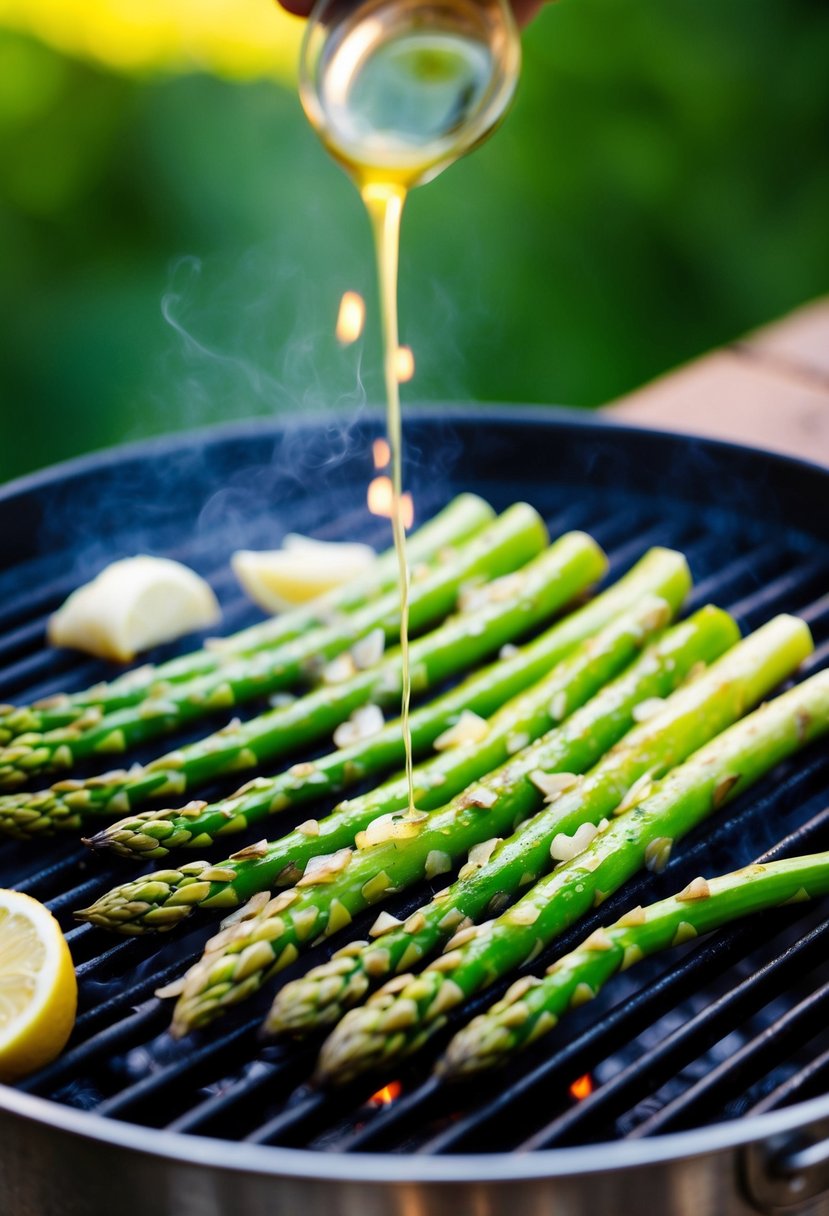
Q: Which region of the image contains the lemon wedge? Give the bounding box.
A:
[0,890,77,1083]
[48,556,221,662]
[232,536,377,613]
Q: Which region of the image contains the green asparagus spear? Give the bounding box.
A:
[0,533,601,837]
[441,850,829,1078]
[91,546,691,860]
[265,613,809,1038]
[0,494,495,744]
[166,605,743,1036]
[78,593,676,933]
[316,667,829,1086]
[0,504,549,789]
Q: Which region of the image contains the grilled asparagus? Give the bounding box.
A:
[441,851,829,1078]
[77,594,676,933]
[90,548,689,859]
[316,667,828,1086]
[0,534,602,836]
[265,613,807,1038]
[167,605,746,1036]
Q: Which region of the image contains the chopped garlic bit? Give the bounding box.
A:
[530,770,580,803]
[433,710,488,751]
[323,654,358,684]
[466,837,502,870]
[351,628,385,670]
[333,704,385,749]
[615,771,654,816]
[549,691,568,722]
[355,810,428,849]
[425,849,452,879]
[48,556,221,663]
[459,786,498,810]
[296,847,352,886]
[506,731,530,755]
[644,836,673,874]
[499,642,520,661]
[632,697,667,723]
[550,820,599,862]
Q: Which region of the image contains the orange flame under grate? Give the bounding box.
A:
[369,1081,402,1107]
[569,1074,593,1101]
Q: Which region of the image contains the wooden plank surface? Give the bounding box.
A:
[606,297,829,465]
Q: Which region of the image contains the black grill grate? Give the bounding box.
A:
[1,409,828,1158]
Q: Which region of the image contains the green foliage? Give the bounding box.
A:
[1,0,827,481]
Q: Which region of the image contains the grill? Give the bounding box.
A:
[1,405,828,1216]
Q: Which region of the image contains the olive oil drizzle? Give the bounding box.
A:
[361,180,417,815]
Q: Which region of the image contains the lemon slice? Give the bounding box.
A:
[48,556,221,662]
[232,537,377,613]
[0,890,77,1083]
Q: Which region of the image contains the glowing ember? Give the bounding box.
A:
[569,1074,593,1101]
[335,291,366,344]
[367,476,414,528]
[372,437,391,468]
[395,345,415,383]
[369,1080,402,1106]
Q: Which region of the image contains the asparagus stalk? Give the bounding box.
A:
[166,605,741,1036]
[316,667,829,1086]
[440,850,829,1078]
[0,504,549,789]
[265,613,809,1039]
[91,546,691,860]
[0,494,495,744]
[78,594,677,933]
[0,533,602,838]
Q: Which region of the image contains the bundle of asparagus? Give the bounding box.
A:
[77,592,680,933]
[0,503,551,788]
[165,604,750,1036]
[315,670,829,1086]
[0,530,605,837]
[265,614,808,1039]
[441,850,829,1079]
[0,493,494,745]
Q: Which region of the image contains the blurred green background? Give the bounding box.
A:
[1,0,827,483]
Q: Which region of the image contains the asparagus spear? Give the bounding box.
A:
[440,850,829,1078]
[78,593,677,933]
[265,613,809,1038]
[166,605,742,1036]
[316,668,829,1086]
[0,504,551,790]
[0,533,602,838]
[0,494,495,744]
[91,546,691,860]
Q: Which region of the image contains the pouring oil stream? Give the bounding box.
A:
[299,0,521,812]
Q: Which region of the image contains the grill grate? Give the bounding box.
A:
[1,410,828,1161]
